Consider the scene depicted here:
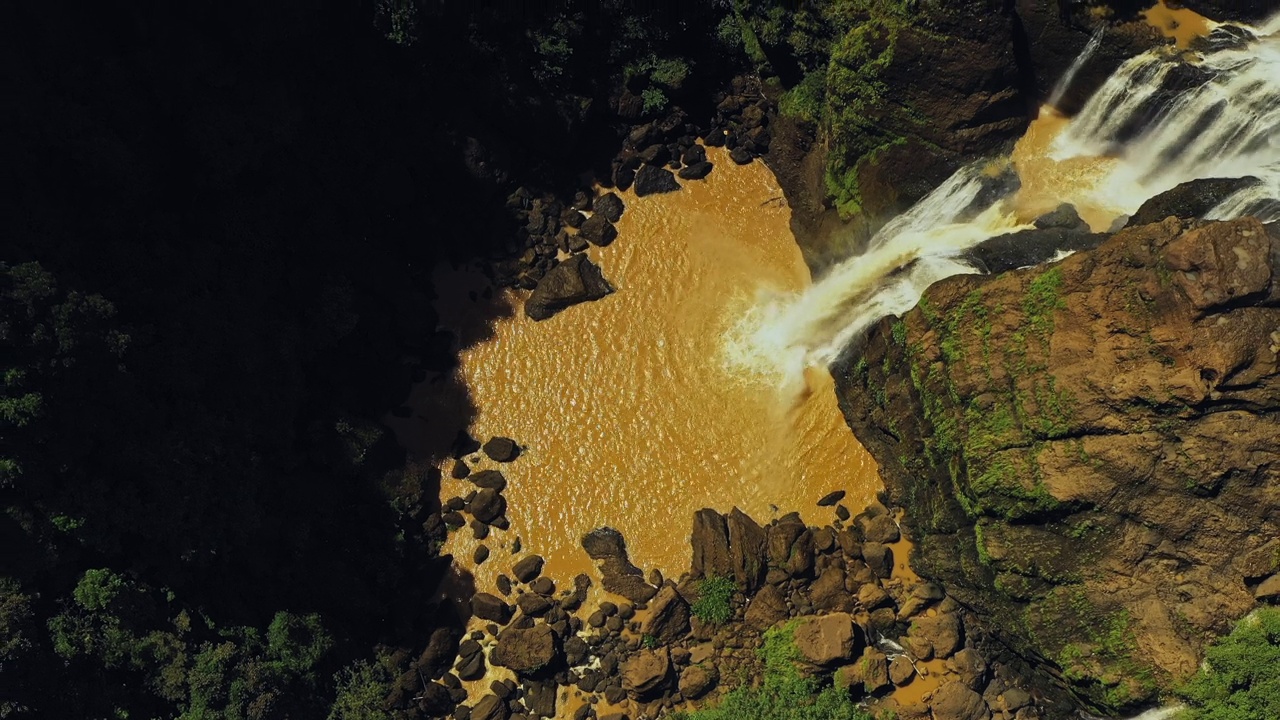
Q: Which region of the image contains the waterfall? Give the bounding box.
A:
[1046,25,1107,110]
[726,11,1280,384]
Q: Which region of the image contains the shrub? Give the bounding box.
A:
[1176,608,1280,720]
[690,576,736,625]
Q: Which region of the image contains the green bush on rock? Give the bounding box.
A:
[691,576,736,625]
[1176,608,1280,720]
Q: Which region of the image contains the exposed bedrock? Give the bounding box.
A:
[835,217,1280,715]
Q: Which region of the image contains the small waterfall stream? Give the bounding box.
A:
[1046,25,1107,109]
[728,12,1280,382]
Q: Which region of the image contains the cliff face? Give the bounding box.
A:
[835,217,1280,714]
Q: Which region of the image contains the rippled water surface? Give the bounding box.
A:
[399,147,881,586]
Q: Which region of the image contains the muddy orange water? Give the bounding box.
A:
[1144,0,1213,49]
[394,146,880,588]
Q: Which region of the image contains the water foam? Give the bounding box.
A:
[726,11,1280,386]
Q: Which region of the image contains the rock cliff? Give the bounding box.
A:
[835,217,1280,715]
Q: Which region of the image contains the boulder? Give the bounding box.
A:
[968,227,1107,274]
[633,165,680,196]
[947,648,987,690]
[472,593,513,624]
[862,542,893,579]
[418,626,461,679]
[677,161,713,180]
[1255,573,1280,601]
[473,545,490,565]
[811,565,853,612]
[858,583,893,611]
[889,654,916,686]
[621,648,671,699]
[744,583,789,629]
[524,680,557,718]
[524,254,614,321]
[912,613,963,659]
[859,649,891,693]
[471,694,509,720]
[729,147,753,165]
[1127,177,1260,227]
[678,664,718,699]
[491,624,558,674]
[578,213,618,247]
[794,613,861,666]
[455,650,486,681]
[767,515,806,568]
[786,529,816,578]
[470,489,506,524]
[512,555,544,583]
[602,574,658,604]
[1033,203,1088,232]
[470,470,507,491]
[583,527,630,560]
[930,681,991,720]
[860,514,901,544]
[817,490,846,506]
[482,436,519,462]
[727,508,767,590]
[564,635,589,665]
[517,593,552,616]
[641,585,691,643]
[691,509,733,578]
[594,192,625,222]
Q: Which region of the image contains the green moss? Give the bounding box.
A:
[691,576,736,625]
[1177,608,1280,720]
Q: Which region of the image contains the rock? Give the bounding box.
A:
[1127,177,1260,227]
[930,681,991,720]
[1255,573,1280,601]
[858,583,892,611]
[681,144,707,165]
[690,509,733,578]
[491,624,558,674]
[860,514,901,544]
[471,694,509,720]
[578,213,618,247]
[602,574,658,604]
[947,648,987,690]
[564,635,589,665]
[1180,0,1276,22]
[621,648,671,699]
[642,585,690,643]
[470,470,507,491]
[483,436,519,462]
[530,577,554,595]
[451,460,470,479]
[496,575,512,596]
[525,254,614,321]
[583,527,630,560]
[473,593,513,624]
[729,147,753,165]
[419,626,462,679]
[744,583,789,629]
[817,490,846,506]
[811,566,853,612]
[594,192,625,222]
[969,227,1107,275]
[524,680,557,718]
[474,545,490,565]
[678,664,718,699]
[727,508,767,591]
[793,613,861,666]
[633,165,680,196]
[786,530,816,579]
[889,654,915,686]
[767,515,806,569]
[860,649,891,693]
[517,593,552,616]
[904,633,934,661]
[677,161,713,180]
[1033,203,1088,232]
[862,542,893,579]
[512,555,544,583]
[456,650,486,681]
[470,489,506,524]
[912,613,963,659]
[1000,687,1033,711]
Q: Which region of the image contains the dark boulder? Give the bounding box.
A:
[681,144,707,166]
[969,228,1107,274]
[1033,203,1088,232]
[594,192,625,222]
[471,470,508,491]
[690,509,732,578]
[621,649,671,700]
[491,624,558,674]
[633,165,680,196]
[471,694,509,720]
[1179,0,1278,22]
[602,574,658,604]
[483,436,519,462]
[512,555,545,583]
[578,213,618,247]
[525,254,614,321]
[727,508,767,591]
[473,593,514,624]
[640,584,690,643]
[582,527,630,560]
[744,583,789,629]
[729,147,753,165]
[677,161,713,180]
[517,593,552,617]
[470,488,506,524]
[1126,177,1261,227]
[817,490,846,506]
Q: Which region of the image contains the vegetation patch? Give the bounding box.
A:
[1176,608,1280,720]
[691,576,737,625]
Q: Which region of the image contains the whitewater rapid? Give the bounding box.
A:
[727,11,1280,385]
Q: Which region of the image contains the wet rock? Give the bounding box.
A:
[474,545,491,565]
[456,650,487,681]
[1033,203,1088,232]
[473,593,514,624]
[633,165,680,196]
[860,514,901,544]
[524,680,557,718]
[642,585,691,643]
[930,681,991,720]
[517,593,552,616]
[861,648,891,693]
[889,655,916,686]
[530,576,554,596]
[904,633,934,661]
[868,607,898,636]
[786,529,816,579]
[483,436,519,462]
[578,214,618,247]
[583,527,629,560]
[621,648,671,699]
[729,147,753,165]
[677,161,713,180]
[603,574,658,604]
[727,508,767,591]
[471,489,507,524]
[838,528,861,557]
[1127,177,1260,227]
[491,624,558,674]
[811,566,853,612]
[471,470,508,491]
[794,613,861,666]
[862,542,893,579]
[419,627,462,679]
[744,583,789,629]
[678,664,718,699]
[912,613,963,659]
[1256,573,1280,601]
[496,575,513,596]
[691,509,733,578]
[947,648,987,690]
[817,490,846,507]
[451,460,471,479]
[857,583,892,611]
[471,520,490,540]
[512,555,544,584]
[594,192,625,222]
[525,254,614,321]
[969,227,1107,275]
[472,694,509,720]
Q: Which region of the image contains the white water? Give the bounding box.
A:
[726,12,1280,383]
[1047,25,1107,110]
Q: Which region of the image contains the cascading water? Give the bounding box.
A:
[727,11,1280,384]
[1046,25,1107,110]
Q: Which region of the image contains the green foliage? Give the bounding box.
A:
[674,622,882,720]
[642,87,669,114]
[1177,609,1280,720]
[328,659,394,720]
[691,576,736,625]
[643,634,659,649]
[779,71,826,123]
[0,578,34,663]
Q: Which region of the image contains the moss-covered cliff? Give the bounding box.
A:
[836,217,1280,716]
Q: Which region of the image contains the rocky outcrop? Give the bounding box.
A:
[836,217,1280,715]
[524,254,615,321]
